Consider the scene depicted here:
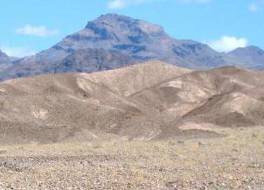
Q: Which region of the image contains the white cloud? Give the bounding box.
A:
[16,25,59,37]
[1,46,37,57]
[207,36,248,52]
[107,0,210,9]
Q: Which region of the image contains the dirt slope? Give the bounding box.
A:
[0,61,263,144]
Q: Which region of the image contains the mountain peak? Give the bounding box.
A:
[85,14,165,36]
[97,13,134,22]
[229,46,264,56]
[228,46,264,69]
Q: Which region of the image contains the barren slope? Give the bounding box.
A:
[0,61,263,144]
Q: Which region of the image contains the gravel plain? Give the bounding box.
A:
[0,127,263,190]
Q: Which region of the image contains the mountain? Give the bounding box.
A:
[0,14,240,80]
[0,61,264,144]
[55,14,229,68]
[228,46,264,69]
[0,14,263,80]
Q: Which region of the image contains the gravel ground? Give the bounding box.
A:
[0,127,264,190]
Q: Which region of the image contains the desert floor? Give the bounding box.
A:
[0,127,263,190]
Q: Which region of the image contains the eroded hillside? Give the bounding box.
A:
[0,61,263,143]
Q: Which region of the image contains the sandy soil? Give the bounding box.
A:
[0,127,263,190]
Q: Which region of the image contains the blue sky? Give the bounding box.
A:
[0,0,263,57]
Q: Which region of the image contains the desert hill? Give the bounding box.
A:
[0,61,263,144]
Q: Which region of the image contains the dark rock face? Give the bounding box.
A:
[0,14,263,80]
[55,49,136,73]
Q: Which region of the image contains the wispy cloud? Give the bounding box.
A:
[1,46,37,57]
[16,25,59,37]
[108,0,153,9]
[108,0,127,9]
[207,36,248,52]
[249,2,259,12]
[107,0,211,9]
[248,0,264,12]
[178,0,211,4]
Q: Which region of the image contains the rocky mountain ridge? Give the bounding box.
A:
[0,14,263,80]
